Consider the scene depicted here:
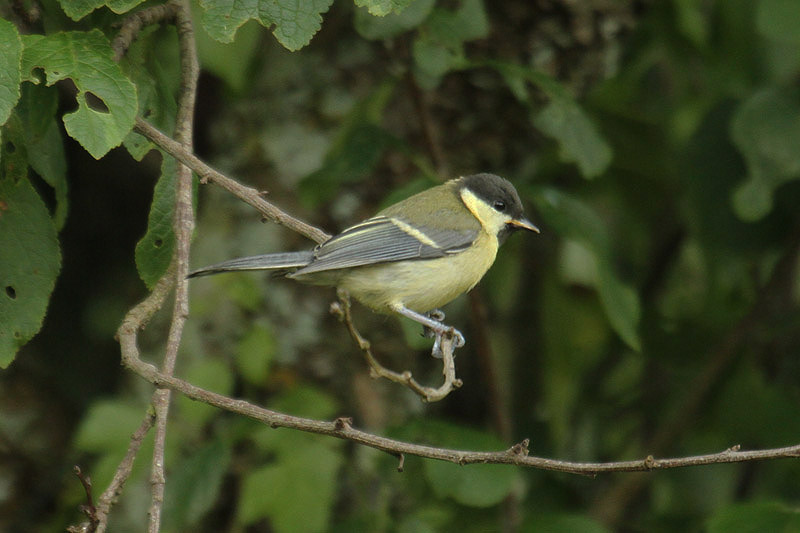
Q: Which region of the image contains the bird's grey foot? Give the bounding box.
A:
[390,304,465,358]
[428,309,446,321]
[422,309,446,339]
[431,327,465,359]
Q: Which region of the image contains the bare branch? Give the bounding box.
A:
[147,2,198,530]
[132,118,331,245]
[591,230,800,525]
[111,3,179,61]
[91,411,156,533]
[117,336,800,474]
[331,290,463,402]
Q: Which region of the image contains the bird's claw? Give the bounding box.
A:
[421,310,446,339]
[451,329,465,348]
[431,327,465,358]
[428,309,446,322]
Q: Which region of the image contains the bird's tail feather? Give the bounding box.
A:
[188,251,314,278]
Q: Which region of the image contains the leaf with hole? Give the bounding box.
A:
[20,31,137,159]
[0,172,61,368]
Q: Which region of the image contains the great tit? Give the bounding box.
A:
[189,173,539,353]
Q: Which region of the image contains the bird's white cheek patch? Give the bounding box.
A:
[459,188,512,236]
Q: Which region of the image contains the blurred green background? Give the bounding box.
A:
[2,0,800,531]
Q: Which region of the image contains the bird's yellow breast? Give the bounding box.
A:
[336,230,499,314]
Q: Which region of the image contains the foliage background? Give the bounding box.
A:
[1,0,800,531]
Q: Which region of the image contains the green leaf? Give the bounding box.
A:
[236,321,276,385]
[21,31,138,159]
[674,0,709,47]
[199,0,333,51]
[251,386,340,455]
[412,35,459,89]
[177,358,234,425]
[426,0,489,48]
[59,0,144,19]
[756,0,800,44]
[300,123,395,203]
[418,420,519,508]
[0,172,61,368]
[194,16,261,92]
[164,439,233,529]
[73,399,147,452]
[16,84,68,230]
[354,0,415,17]
[411,0,489,88]
[299,80,397,204]
[354,0,435,40]
[0,18,22,126]
[106,0,146,14]
[708,502,800,533]
[270,385,339,421]
[120,25,179,160]
[533,99,613,179]
[135,153,177,288]
[523,513,612,533]
[530,187,641,351]
[487,61,613,179]
[237,443,342,532]
[730,86,800,221]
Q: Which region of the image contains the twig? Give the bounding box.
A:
[330,290,463,402]
[118,338,800,473]
[91,411,156,533]
[73,466,96,523]
[111,3,179,61]
[147,2,198,531]
[91,268,174,533]
[132,118,331,245]
[591,230,800,525]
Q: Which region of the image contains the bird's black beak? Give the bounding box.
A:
[507,218,540,233]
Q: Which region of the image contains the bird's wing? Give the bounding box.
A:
[291,215,478,276]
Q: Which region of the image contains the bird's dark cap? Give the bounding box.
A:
[459,173,526,221]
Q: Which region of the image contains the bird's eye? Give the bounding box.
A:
[493,200,506,212]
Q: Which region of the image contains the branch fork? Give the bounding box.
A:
[331,290,462,402]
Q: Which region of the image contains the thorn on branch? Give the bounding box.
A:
[334,417,353,431]
[726,444,742,453]
[396,453,405,472]
[509,439,530,457]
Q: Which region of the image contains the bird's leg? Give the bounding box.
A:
[392,304,465,358]
[421,309,446,339]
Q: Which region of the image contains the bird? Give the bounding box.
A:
[189,173,539,355]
